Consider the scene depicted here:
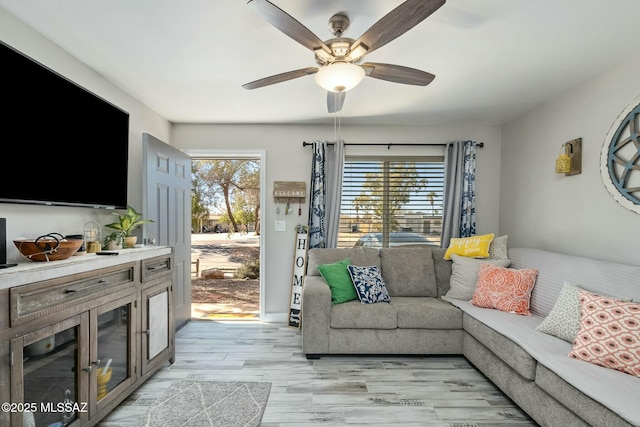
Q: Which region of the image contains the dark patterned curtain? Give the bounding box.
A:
[307,140,344,249]
[441,140,478,247]
[308,141,326,249]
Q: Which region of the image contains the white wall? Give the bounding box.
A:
[0,8,171,262]
[172,123,502,317]
[500,58,640,266]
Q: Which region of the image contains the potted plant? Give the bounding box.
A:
[103,231,124,250]
[104,205,154,248]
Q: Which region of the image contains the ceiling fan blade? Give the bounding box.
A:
[248,0,331,55]
[242,67,319,90]
[351,0,445,55]
[361,62,435,86]
[327,91,346,113]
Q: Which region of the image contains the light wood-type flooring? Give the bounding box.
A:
[98,320,538,426]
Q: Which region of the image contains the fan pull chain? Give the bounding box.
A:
[333,108,342,143]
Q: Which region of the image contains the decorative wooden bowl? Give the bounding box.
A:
[14,234,83,262]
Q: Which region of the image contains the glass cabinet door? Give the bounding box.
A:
[12,313,89,427]
[91,294,136,414]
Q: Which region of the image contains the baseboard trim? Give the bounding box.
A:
[261,312,288,323]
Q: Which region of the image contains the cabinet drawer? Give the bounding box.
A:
[10,263,136,326]
[141,254,173,283]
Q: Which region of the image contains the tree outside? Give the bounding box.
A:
[350,161,428,233]
[192,159,260,234]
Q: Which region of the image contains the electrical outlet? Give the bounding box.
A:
[275,220,286,232]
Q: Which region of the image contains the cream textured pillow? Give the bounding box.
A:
[536,281,582,342]
[487,235,508,259]
[445,255,511,300]
[569,291,640,378]
[443,233,494,260]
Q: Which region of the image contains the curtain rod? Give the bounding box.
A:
[302,141,484,148]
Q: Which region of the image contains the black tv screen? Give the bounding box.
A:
[0,40,129,209]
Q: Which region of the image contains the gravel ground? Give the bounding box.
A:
[191,240,259,305]
[191,278,259,304]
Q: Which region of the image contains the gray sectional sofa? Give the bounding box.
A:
[301,246,640,427]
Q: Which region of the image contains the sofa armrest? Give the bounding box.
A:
[301,275,332,356]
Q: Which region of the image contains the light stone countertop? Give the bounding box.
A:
[0,246,172,289]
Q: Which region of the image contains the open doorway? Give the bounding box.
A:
[189,157,262,320]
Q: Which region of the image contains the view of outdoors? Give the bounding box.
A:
[337,158,444,248]
[190,159,261,319]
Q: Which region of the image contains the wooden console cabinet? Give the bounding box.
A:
[0,247,174,427]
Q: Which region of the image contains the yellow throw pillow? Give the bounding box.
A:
[444,233,495,260]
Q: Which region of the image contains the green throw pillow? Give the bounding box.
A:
[317,258,358,304]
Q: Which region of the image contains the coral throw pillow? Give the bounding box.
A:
[471,263,538,315]
[569,291,640,378]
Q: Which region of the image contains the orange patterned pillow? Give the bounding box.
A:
[569,291,640,377]
[471,263,538,315]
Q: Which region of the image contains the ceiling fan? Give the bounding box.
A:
[242,0,445,113]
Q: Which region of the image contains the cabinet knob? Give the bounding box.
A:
[92,359,101,366]
[83,366,93,373]
[144,329,150,335]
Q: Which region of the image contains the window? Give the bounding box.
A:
[338,156,444,248]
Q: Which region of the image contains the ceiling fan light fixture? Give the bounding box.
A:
[314,47,332,63]
[345,43,368,61]
[314,61,365,92]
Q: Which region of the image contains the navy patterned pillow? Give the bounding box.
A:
[347,265,391,304]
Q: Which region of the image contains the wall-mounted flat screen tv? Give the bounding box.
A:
[0,40,129,209]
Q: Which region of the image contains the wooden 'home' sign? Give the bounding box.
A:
[288,225,309,328]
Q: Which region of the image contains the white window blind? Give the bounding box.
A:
[338,156,444,248]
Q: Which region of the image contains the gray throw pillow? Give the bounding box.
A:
[535,281,583,343]
[445,254,511,300]
[487,235,508,259]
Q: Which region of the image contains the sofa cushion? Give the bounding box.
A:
[380,247,437,297]
[347,265,391,304]
[307,247,380,277]
[330,299,397,329]
[471,263,538,315]
[535,364,637,427]
[316,257,358,305]
[391,297,462,329]
[444,295,544,380]
[443,233,494,260]
[445,254,511,300]
[569,291,640,378]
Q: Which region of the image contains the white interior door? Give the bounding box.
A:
[143,133,192,330]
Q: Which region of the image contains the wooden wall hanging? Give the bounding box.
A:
[288,225,309,328]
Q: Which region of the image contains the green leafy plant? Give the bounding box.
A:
[234,259,260,279]
[103,231,124,249]
[104,205,154,237]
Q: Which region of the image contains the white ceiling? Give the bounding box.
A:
[1,0,639,126]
